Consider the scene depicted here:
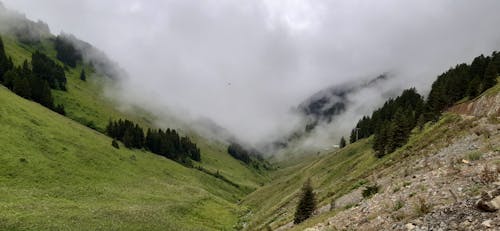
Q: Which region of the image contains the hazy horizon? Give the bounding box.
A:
[3,0,500,147]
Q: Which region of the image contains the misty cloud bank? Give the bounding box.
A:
[3,0,500,149]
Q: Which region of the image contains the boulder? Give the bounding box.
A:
[476,188,500,212]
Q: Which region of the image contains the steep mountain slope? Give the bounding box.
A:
[1,33,269,191]
[298,74,389,125]
[271,75,396,151]
[241,83,500,230]
[0,10,271,230]
[0,85,245,230]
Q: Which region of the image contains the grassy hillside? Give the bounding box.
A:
[0,85,250,230]
[0,34,276,230]
[2,34,269,191]
[242,112,467,230]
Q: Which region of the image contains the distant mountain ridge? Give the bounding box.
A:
[299,74,388,126]
[269,74,391,150]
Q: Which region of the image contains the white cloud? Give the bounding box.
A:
[3,0,500,146]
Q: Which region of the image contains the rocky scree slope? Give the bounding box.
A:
[300,90,500,231]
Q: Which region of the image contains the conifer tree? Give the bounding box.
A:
[483,61,498,90]
[373,123,388,158]
[2,69,17,89]
[80,69,86,81]
[13,76,31,99]
[349,129,357,144]
[54,104,66,115]
[339,136,346,148]
[0,36,13,80]
[123,129,135,148]
[112,139,119,149]
[467,75,481,98]
[39,80,54,109]
[294,179,316,224]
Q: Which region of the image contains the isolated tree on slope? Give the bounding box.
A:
[294,179,316,224]
[80,69,86,81]
[339,136,346,148]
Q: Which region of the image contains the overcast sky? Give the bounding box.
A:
[3,0,500,145]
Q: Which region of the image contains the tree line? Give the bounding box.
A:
[0,37,66,115]
[227,143,252,164]
[349,51,499,157]
[227,142,272,170]
[54,35,82,68]
[106,119,201,165]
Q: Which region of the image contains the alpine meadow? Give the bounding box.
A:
[1,1,500,231]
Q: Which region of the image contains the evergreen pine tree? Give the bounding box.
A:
[0,36,10,80]
[349,129,357,144]
[13,76,31,99]
[294,179,316,224]
[483,61,498,90]
[390,109,411,151]
[373,124,388,158]
[54,104,66,115]
[467,75,481,98]
[416,114,426,130]
[112,139,119,149]
[39,80,54,109]
[123,129,135,148]
[339,136,346,148]
[2,69,17,89]
[80,69,86,81]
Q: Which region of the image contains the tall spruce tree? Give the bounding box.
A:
[339,136,346,148]
[294,179,316,224]
[13,76,31,99]
[2,69,17,89]
[0,36,13,81]
[80,69,86,81]
[484,61,498,90]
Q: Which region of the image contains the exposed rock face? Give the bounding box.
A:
[449,93,500,117]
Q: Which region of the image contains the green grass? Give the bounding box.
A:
[0,35,273,230]
[483,76,500,96]
[0,86,249,230]
[3,32,496,230]
[241,138,382,230]
[3,33,269,190]
[467,151,482,161]
[241,112,467,230]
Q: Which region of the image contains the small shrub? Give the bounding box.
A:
[414,197,432,216]
[393,199,405,211]
[86,120,97,130]
[112,139,119,149]
[54,104,66,115]
[447,157,461,174]
[362,184,379,198]
[344,203,355,210]
[467,151,482,161]
[19,158,28,163]
[480,164,497,184]
[487,115,499,124]
[392,211,406,221]
[351,179,368,190]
